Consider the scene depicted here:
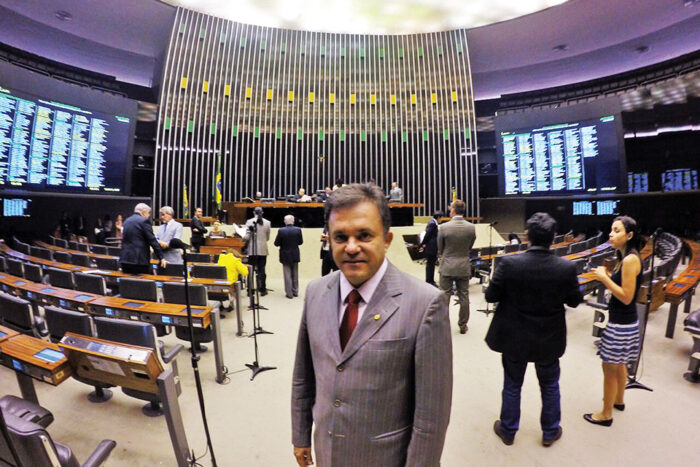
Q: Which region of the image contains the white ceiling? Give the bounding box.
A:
[0,0,697,98]
[161,0,568,34]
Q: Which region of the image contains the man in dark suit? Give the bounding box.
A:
[485,212,583,447]
[419,210,442,286]
[292,184,452,467]
[438,199,476,334]
[274,215,304,298]
[119,203,166,274]
[190,207,208,253]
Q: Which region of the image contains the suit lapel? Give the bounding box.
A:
[320,273,343,361]
[340,264,403,364]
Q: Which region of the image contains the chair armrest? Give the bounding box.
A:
[161,343,184,364]
[81,439,116,467]
[33,316,49,338]
[586,301,609,311]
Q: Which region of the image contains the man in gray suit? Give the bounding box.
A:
[438,199,476,334]
[155,206,183,264]
[389,181,403,202]
[292,184,452,467]
[245,207,271,295]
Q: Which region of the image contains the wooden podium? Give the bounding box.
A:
[202,236,244,255]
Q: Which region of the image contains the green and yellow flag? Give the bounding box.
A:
[214,153,222,210]
[183,184,190,217]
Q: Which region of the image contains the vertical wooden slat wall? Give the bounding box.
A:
[155,8,479,219]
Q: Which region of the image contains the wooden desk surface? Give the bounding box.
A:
[231,201,424,209]
[88,296,212,328]
[137,274,234,290]
[0,334,72,385]
[0,273,98,304]
[0,324,19,343]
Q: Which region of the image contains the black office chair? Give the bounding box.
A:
[5,258,24,278]
[185,252,212,263]
[117,278,167,336]
[0,292,47,338]
[47,267,75,290]
[52,251,72,264]
[77,243,89,252]
[519,243,528,251]
[106,246,121,256]
[0,395,54,428]
[13,242,30,255]
[90,245,108,255]
[95,256,120,271]
[74,272,109,296]
[553,245,569,257]
[23,263,44,283]
[104,237,121,247]
[504,243,519,254]
[53,238,69,248]
[43,306,115,403]
[68,241,80,251]
[94,317,182,417]
[0,410,116,467]
[161,263,185,277]
[162,282,214,353]
[0,256,6,272]
[191,264,231,313]
[571,258,587,275]
[70,253,91,267]
[29,246,52,261]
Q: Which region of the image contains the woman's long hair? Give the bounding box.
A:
[613,215,641,271]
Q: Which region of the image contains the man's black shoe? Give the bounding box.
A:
[542,426,563,447]
[493,420,514,446]
[459,325,468,334]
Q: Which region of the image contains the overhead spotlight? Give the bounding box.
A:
[684,0,700,7]
[55,10,72,21]
[552,44,568,52]
[635,45,650,53]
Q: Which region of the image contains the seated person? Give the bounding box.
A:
[389,181,403,202]
[217,249,249,282]
[508,233,522,245]
[296,188,312,203]
[209,222,227,237]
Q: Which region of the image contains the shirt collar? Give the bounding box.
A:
[528,245,551,253]
[339,258,389,305]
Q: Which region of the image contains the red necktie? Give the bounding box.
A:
[340,289,362,350]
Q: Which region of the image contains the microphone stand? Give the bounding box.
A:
[171,240,218,466]
[477,222,497,316]
[626,230,658,392]
[244,222,276,380]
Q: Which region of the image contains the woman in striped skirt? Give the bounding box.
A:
[584,216,642,427]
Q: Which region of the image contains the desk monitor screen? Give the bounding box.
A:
[105,308,115,316]
[0,330,7,338]
[58,299,67,307]
[12,359,23,371]
[214,280,229,284]
[123,301,145,308]
[161,316,172,324]
[41,287,57,293]
[26,291,34,299]
[13,281,26,286]
[34,348,65,363]
[74,294,93,301]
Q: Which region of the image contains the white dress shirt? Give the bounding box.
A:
[338,258,389,326]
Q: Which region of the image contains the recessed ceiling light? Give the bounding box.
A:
[55,10,72,21]
[635,45,650,53]
[552,44,568,52]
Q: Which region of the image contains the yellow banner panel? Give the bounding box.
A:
[224,84,231,96]
[410,94,416,105]
[350,93,356,104]
[309,91,314,103]
[267,89,273,100]
[202,81,209,93]
[245,87,252,99]
[180,77,187,89]
[452,91,458,102]
[288,91,294,102]
[329,92,335,104]
[431,93,437,104]
[390,94,396,105]
[370,94,376,105]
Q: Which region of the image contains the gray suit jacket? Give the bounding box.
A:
[437,216,476,276]
[244,217,271,256]
[155,220,183,264]
[292,263,452,467]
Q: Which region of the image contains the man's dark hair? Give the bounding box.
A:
[433,210,444,219]
[526,212,557,247]
[451,199,466,216]
[325,183,391,234]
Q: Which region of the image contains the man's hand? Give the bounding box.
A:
[160,259,168,268]
[293,446,313,466]
[159,241,168,248]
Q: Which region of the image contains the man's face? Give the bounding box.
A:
[140,209,151,218]
[160,210,172,223]
[299,188,305,196]
[329,201,393,287]
[195,208,203,218]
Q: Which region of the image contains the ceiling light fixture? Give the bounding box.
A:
[635,45,650,53]
[55,10,72,21]
[552,44,568,52]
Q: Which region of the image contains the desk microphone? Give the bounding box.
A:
[490,221,499,226]
[650,227,663,238]
[169,238,190,250]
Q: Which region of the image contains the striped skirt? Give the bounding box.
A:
[597,321,640,364]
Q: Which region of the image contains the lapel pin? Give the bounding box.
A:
[374,314,381,321]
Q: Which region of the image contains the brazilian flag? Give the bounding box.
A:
[214,153,222,209]
[183,184,190,217]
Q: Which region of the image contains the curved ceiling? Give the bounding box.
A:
[161,0,567,34]
[0,0,697,99]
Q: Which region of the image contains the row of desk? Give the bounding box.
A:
[663,239,700,338]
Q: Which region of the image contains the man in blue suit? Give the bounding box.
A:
[485,212,583,447]
[119,203,166,274]
[274,215,304,298]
